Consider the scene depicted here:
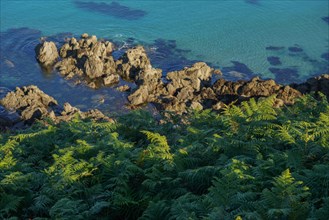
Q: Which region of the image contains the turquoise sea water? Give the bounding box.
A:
[1,0,328,112]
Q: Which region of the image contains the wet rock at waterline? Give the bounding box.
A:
[0,86,113,129]
[0,106,22,128]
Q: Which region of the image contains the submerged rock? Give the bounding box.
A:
[0,106,22,128]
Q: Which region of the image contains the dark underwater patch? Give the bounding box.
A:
[321,52,329,61]
[222,61,254,76]
[322,16,329,24]
[288,46,303,53]
[267,56,282,66]
[269,67,299,84]
[147,38,199,74]
[74,1,147,20]
[266,46,285,51]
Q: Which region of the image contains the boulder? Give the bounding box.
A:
[103,74,120,86]
[128,85,149,106]
[84,55,104,79]
[103,57,117,75]
[36,41,59,67]
[116,46,152,80]
[166,62,213,93]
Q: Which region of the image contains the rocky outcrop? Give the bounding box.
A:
[127,62,213,113]
[212,77,301,105]
[0,86,58,124]
[116,46,152,80]
[37,34,119,88]
[291,74,329,99]
[35,41,59,70]
[36,34,156,89]
[126,62,302,113]
[33,33,326,115]
[0,86,113,129]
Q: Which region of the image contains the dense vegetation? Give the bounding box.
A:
[1,94,329,220]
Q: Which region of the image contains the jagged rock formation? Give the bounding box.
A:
[34,33,327,115]
[116,46,152,80]
[211,77,301,105]
[35,41,59,70]
[56,34,118,88]
[0,86,113,129]
[291,74,329,99]
[35,34,119,88]
[0,86,58,124]
[127,61,302,113]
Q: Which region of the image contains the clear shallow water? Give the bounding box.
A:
[1,0,329,112]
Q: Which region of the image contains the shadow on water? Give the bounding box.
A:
[73,1,147,20]
[267,56,281,66]
[221,61,257,81]
[146,38,199,74]
[266,44,329,84]
[288,45,303,53]
[269,67,299,84]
